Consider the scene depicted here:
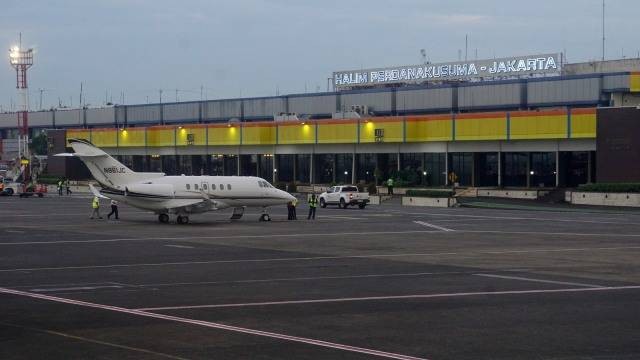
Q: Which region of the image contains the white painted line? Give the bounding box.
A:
[386,210,640,225]
[132,269,530,288]
[30,285,123,293]
[1,322,189,360]
[2,245,640,273]
[5,230,25,233]
[164,245,195,249]
[473,273,603,288]
[137,285,640,311]
[0,287,427,360]
[413,221,454,232]
[320,215,365,220]
[0,230,437,246]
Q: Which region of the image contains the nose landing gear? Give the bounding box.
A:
[259,208,271,222]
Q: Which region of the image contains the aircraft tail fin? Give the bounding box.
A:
[63,139,164,189]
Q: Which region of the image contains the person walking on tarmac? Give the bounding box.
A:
[90,196,103,219]
[65,179,72,195]
[107,199,119,220]
[57,179,63,196]
[307,194,318,220]
[291,197,298,220]
[387,177,394,195]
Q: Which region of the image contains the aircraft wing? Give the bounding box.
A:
[165,197,225,214]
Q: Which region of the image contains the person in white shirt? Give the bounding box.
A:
[107,199,119,220]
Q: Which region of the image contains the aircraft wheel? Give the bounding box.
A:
[158,214,170,223]
[259,214,271,222]
[320,198,326,208]
[177,215,189,224]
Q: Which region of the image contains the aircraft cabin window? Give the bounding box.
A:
[195,184,199,190]
[227,184,232,190]
[211,184,216,190]
[186,184,191,190]
[203,184,208,190]
[219,184,224,190]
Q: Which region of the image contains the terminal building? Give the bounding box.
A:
[2,54,640,188]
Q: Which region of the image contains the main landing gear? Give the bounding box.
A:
[176,215,190,224]
[158,213,169,223]
[158,213,189,224]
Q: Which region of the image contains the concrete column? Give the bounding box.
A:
[555,151,560,187]
[444,144,449,186]
[309,153,314,185]
[587,151,593,183]
[397,152,401,171]
[526,152,531,188]
[256,155,261,179]
[272,155,278,183]
[332,154,336,183]
[497,150,502,187]
[421,155,426,186]
[292,155,297,183]
[236,154,240,176]
[351,152,356,184]
[471,153,476,187]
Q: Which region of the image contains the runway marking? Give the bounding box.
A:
[393,211,640,225]
[0,322,189,360]
[137,285,640,311]
[319,215,365,220]
[413,221,454,232]
[4,230,25,233]
[0,287,428,360]
[30,285,124,292]
[0,230,438,245]
[473,273,604,288]
[131,269,530,288]
[164,245,195,249]
[2,245,640,272]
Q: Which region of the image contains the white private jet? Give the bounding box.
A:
[59,139,295,224]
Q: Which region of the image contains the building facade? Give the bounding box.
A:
[1,61,639,187]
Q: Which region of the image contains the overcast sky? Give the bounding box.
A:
[0,0,637,111]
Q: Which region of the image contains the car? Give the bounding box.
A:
[318,185,370,209]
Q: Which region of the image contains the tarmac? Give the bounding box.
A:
[1,194,639,359]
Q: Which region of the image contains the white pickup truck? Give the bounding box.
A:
[318,185,370,209]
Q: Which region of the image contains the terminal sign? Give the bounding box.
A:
[334,53,561,89]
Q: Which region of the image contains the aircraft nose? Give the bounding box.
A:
[280,190,296,202]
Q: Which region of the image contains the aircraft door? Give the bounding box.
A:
[201,181,210,195]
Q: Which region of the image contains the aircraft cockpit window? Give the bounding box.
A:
[186,184,191,190]
[258,181,264,188]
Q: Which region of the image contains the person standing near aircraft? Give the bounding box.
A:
[292,197,298,220]
[65,178,72,195]
[107,199,119,220]
[386,177,394,195]
[287,201,294,220]
[307,194,317,220]
[57,179,63,196]
[90,196,102,219]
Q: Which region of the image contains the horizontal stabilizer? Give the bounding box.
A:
[89,183,110,199]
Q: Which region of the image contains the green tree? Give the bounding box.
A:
[30,133,49,155]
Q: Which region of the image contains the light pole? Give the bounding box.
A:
[9,36,34,181]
